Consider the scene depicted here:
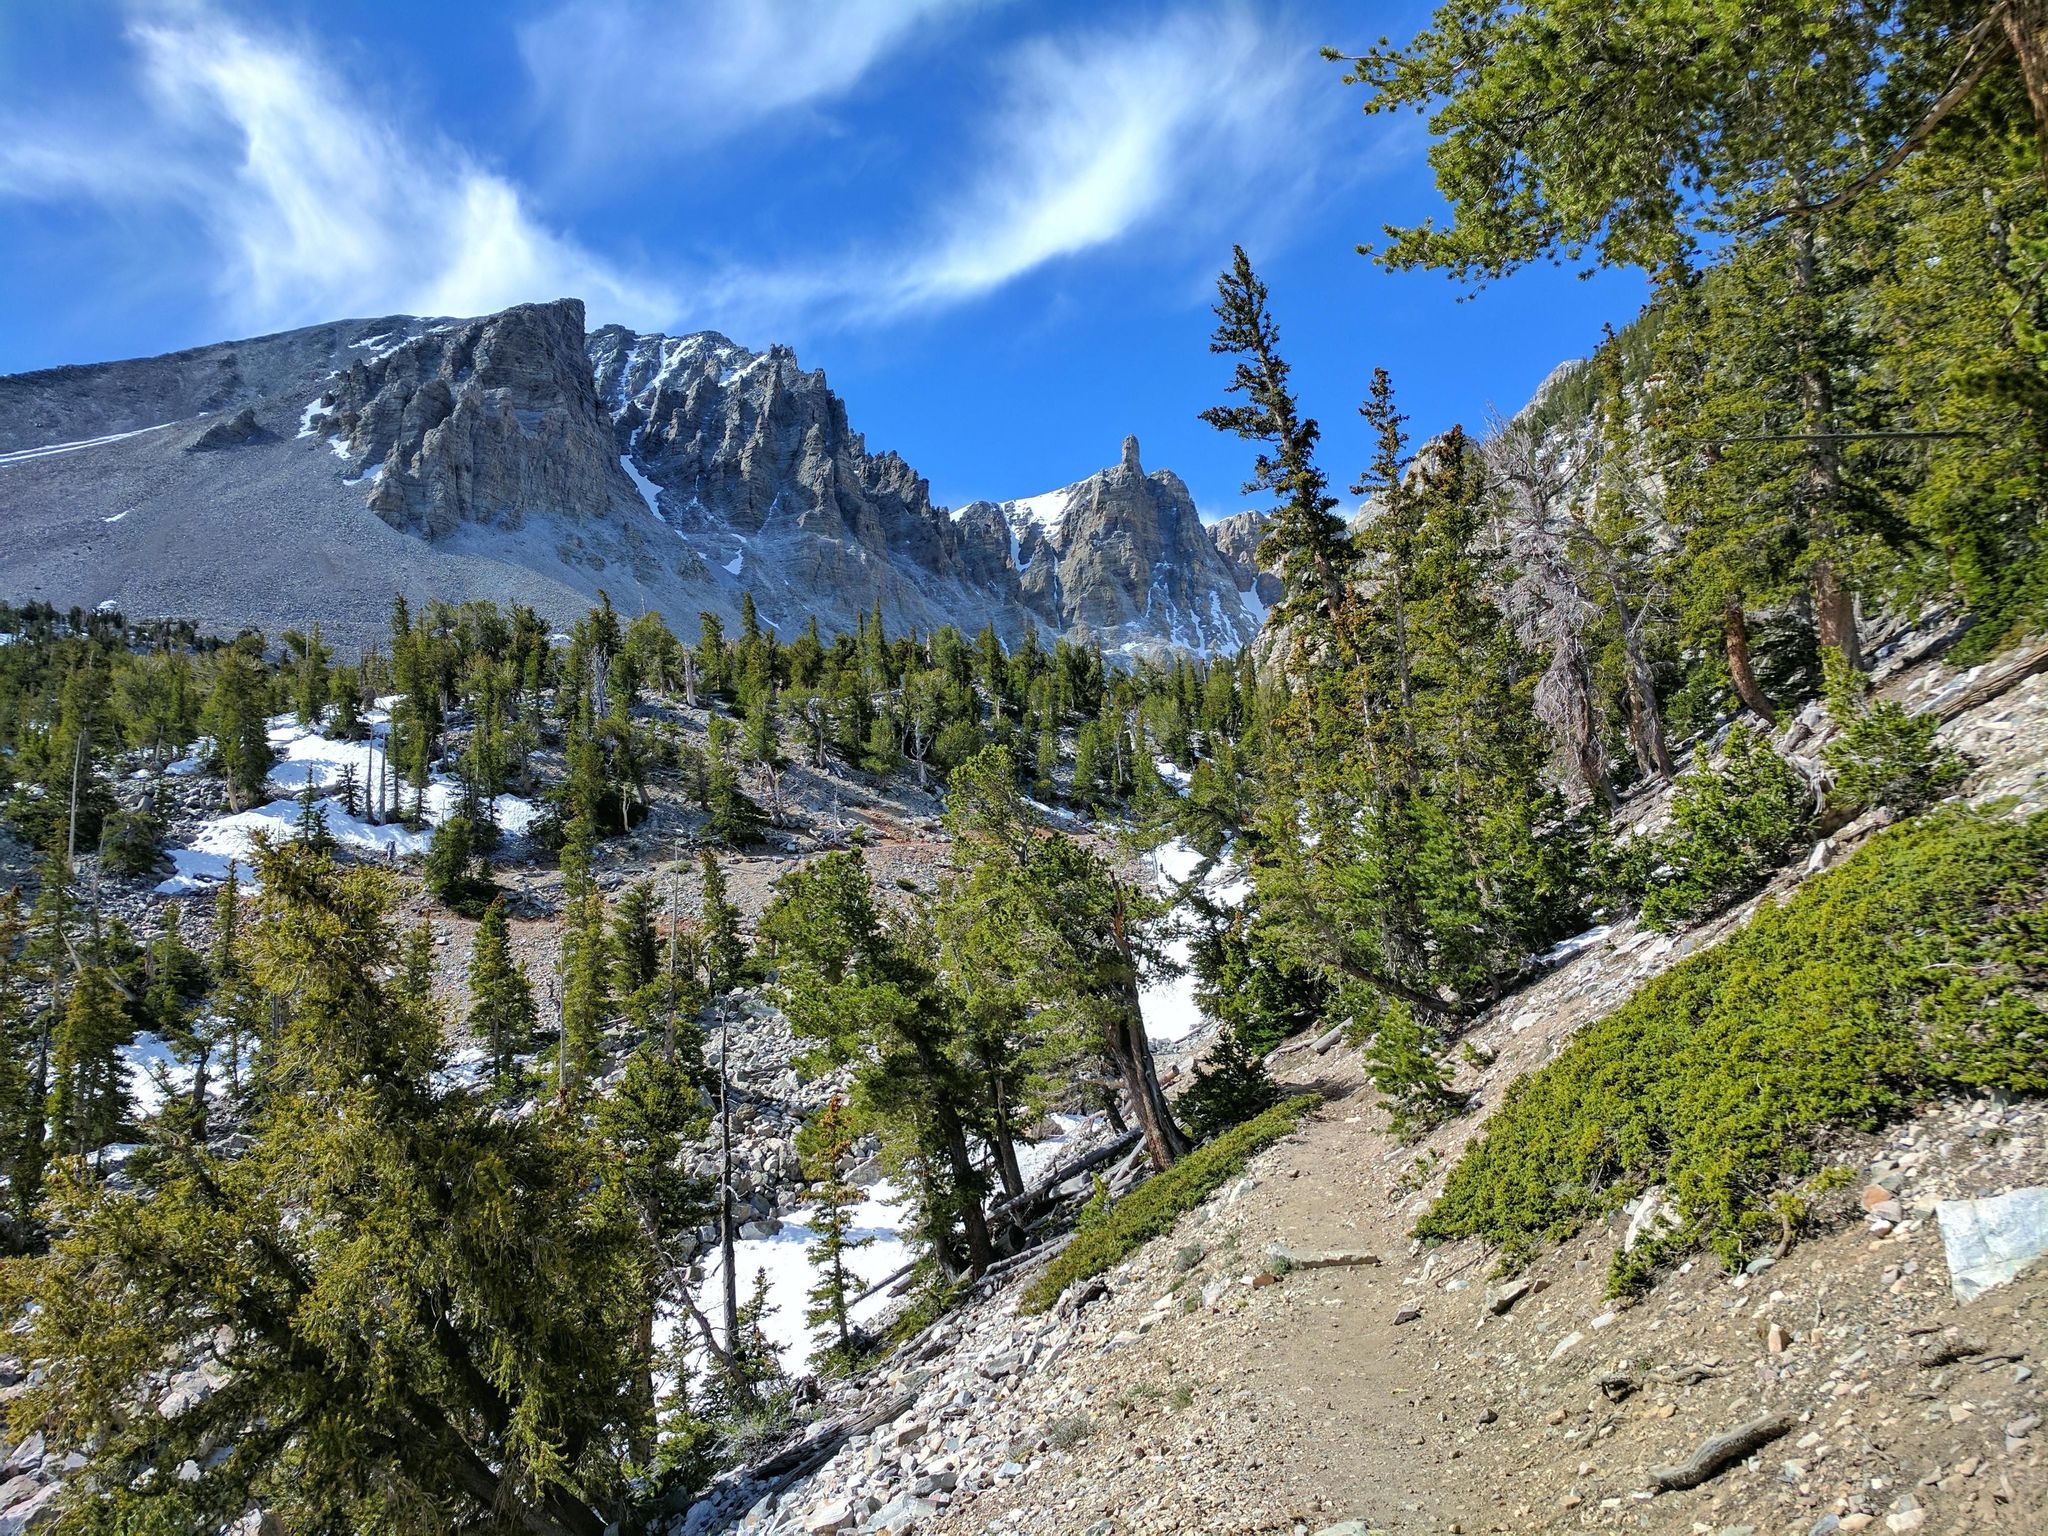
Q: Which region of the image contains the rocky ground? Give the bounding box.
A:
[5,636,2048,1536]
[659,642,2048,1536]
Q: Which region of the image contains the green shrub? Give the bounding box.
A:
[1019,1095,1318,1314]
[1822,656,1967,816]
[1358,997,1470,1139]
[1417,809,2048,1295]
[1178,1026,1281,1142]
[97,804,164,878]
[1640,725,1812,930]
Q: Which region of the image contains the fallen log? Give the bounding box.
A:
[1932,637,2048,723]
[986,1129,1142,1229]
[1648,1413,1793,1492]
[847,1259,917,1309]
[1264,1242,1380,1272]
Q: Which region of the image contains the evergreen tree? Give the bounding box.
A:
[596,1040,713,1455]
[1201,245,1356,636]
[760,852,995,1276]
[611,879,662,997]
[283,624,330,726]
[205,648,273,811]
[293,778,334,854]
[139,904,210,1131]
[698,851,745,997]
[6,841,648,1534]
[801,1095,871,1369]
[46,958,132,1163]
[466,898,536,1091]
[557,813,610,1099]
[423,813,489,915]
[943,746,1190,1170]
[0,892,36,1251]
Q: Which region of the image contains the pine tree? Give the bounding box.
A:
[293,779,334,853]
[595,1041,712,1454]
[466,898,536,1091]
[283,624,330,726]
[761,852,995,1276]
[611,879,661,997]
[8,840,649,1533]
[941,747,1190,1171]
[0,891,43,1249]
[397,917,436,1019]
[801,1095,871,1369]
[46,959,131,1162]
[557,813,609,1100]
[423,813,487,914]
[335,761,362,818]
[698,851,744,997]
[205,648,273,812]
[139,904,210,1132]
[706,752,766,847]
[1202,245,1356,636]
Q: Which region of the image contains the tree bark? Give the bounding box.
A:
[2005,0,2048,184]
[1722,597,1776,723]
[717,1009,739,1351]
[1108,989,1190,1171]
[937,1112,995,1275]
[984,1065,1026,1202]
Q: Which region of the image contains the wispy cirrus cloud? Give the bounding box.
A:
[688,6,1333,330]
[0,4,676,334]
[517,0,977,182]
[0,2,1338,345]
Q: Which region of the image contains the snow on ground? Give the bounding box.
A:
[681,1112,1097,1375]
[157,709,539,894]
[690,1183,914,1376]
[121,1032,189,1116]
[0,421,180,468]
[1237,585,1268,625]
[724,552,744,576]
[1538,923,1614,966]
[102,510,130,524]
[1139,837,1251,1045]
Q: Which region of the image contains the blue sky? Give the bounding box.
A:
[0,0,1646,516]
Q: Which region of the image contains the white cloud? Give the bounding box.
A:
[694,6,1327,329]
[0,2,1335,345]
[0,4,675,334]
[517,0,972,180]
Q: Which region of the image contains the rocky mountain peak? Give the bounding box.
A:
[953,438,1260,659]
[0,301,1276,659]
[307,297,641,541]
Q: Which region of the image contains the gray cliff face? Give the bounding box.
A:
[311,299,640,541]
[957,435,1259,658]
[1209,509,1282,609]
[0,300,1269,659]
[586,325,1017,639]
